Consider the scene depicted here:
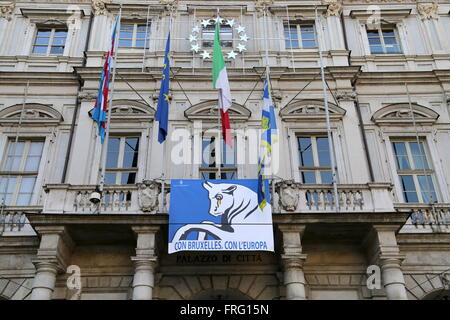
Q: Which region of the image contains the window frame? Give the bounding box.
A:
[201,24,234,49]
[199,134,237,180]
[118,22,151,49]
[391,139,438,203]
[32,27,68,56]
[366,26,402,54]
[283,21,318,50]
[0,139,45,206]
[105,135,140,185]
[297,135,332,184]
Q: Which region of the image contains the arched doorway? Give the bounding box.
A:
[191,289,251,300]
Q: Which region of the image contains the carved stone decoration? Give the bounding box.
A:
[159,0,179,5]
[371,103,439,124]
[441,273,450,290]
[0,2,14,21]
[184,100,251,122]
[277,180,301,212]
[280,99,346,122]
[336,91,357,102]
[322,0,342,17]
[417,2,439,20]
[92,0,110,16]
[254,0,274,13]
[137,180,161,213]
[0,103,63,126]
[110,100,155,122]
[78,91,97,102]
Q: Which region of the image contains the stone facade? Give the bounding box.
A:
[0,0,449,300]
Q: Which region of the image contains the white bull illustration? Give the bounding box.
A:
[171,181,271,242]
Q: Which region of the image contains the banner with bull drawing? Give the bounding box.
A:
[168,179,274,254]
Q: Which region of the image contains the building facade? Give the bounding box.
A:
[0,0,449,300]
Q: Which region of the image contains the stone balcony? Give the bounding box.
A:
[273,181,395,214]
[41,181,396,215]
[396,203,450,233]
[0,205,41,236]
[1,180,446,235]
[42,181,169,215]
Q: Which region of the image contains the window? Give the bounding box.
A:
[367,27,401,54]
[298,136,332,184]
[32,28,68,55]
[200,135,236,180]
[392,140,437,203]
[105,137,139,184]
[0,140,44,205]
[202,24,233,48]
[284,22,317,49]
[119,23,150,48]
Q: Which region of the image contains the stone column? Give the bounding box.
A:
[30,261,61,300]
[371,225,407,300]
[30,226,74,300]
[279,225,308,300]
[131,226,159,300]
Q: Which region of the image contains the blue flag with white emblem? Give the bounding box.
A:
[155,32,171,143]
[258,74,277,209]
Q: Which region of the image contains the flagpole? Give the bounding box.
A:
[315,6,340,213]
[160,8,174,213]
[262,5,272,194]
[98,6,122,199]
[217,8,222,180]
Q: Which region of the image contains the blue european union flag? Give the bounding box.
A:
[155,32,171,143]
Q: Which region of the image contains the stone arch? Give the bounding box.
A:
[0,103,63,126]
[154,274,280,300]
[280,99,346,122]
[184,100,251,122]
[371,103,439,125]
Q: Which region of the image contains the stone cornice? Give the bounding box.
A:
[0,71,79,86]
[106,2,166,18]
[26,212,411,226]
[349,8,411,22]
[354,71,440,85]
[20,8,85,24]
[268,3,328,19]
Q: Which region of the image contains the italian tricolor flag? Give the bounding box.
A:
[213,23,232,147]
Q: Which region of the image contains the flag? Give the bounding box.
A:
[212,23,232,147]
[92,14,120,144]
[258,74,277,209]
[156,32,171,143]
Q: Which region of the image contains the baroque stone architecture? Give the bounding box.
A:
[0,0,449,300]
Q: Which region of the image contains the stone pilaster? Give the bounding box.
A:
[279,225,308,300]
[371,225,408,300]
[30,226,74,300]
[131,226,159,300]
